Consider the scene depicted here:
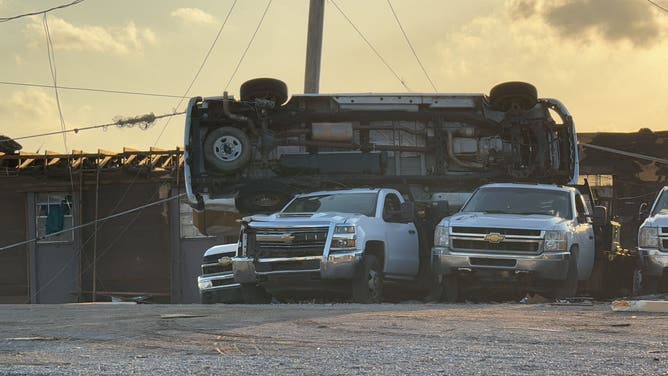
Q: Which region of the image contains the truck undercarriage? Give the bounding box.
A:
[184,80,578,218]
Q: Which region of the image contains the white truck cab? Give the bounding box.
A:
[432,183,598,300]
[232,188,421,303]
[637,186,668,293]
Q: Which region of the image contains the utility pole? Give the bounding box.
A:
[304,0,325,93]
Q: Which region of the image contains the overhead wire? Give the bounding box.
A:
[224,0,273,91]
[154,0,239,145]
[0,81,187,99]
[43,13,76,196]
[329,0,410,91]
[386,0,438,92]
[0,194,185,253]
[647,0,668,13]
[25,0,239,301]
[0,0,86,22]
[35,0,237,301]
[0,112,185,144]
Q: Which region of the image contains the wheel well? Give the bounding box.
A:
[570,244,579,259]
[364,241,385,269]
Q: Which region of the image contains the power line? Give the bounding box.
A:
[0,112,185,144]
[0,81,187,99]
[154,0,239,145]
[329,0,410,91]
[224,0,273,91]
[43,13,75,193]
[0,193,185,253]
[0,0,86,23]
[647,0,668,13]
[580,143,668,165]
[386,0,438,92]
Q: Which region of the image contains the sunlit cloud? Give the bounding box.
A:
[170,7,217,26]
[24,16,157,56]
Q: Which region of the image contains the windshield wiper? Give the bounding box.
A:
[481,210,508,214]
[514,211,553,216]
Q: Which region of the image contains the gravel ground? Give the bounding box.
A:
[0,302,666,375]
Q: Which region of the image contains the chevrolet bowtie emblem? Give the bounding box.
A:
[484,233,505,243]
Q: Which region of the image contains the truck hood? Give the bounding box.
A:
[445,212,568,230]
[245,211,364,225]
[641,214,668,228]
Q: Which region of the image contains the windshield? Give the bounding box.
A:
[282,192,378,217]
[651,191,668,216]
[462,187,572,219]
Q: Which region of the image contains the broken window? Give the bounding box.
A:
[36,193,73,243]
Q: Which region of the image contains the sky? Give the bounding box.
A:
[1,0,667,153]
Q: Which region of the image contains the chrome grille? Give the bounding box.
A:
[202,262,232,276]
[450,226,542,254]
[452,227,541,236]
[452,239,539,252]
[249,226,329,258]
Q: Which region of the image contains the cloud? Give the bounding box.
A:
[24,16,156,55]
[170,8,216,26]
[508,0,665,48]
[0,89,59,133]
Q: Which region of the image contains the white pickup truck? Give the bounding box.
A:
[232,188,431,303]
[432,183,620,300]
[637,186,668,293]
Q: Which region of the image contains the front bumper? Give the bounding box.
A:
[638,248,668,277]
[432,247,570,280]
[233,251,363,284]
[197,274,240,293]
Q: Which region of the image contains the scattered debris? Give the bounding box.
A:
[611,300,668,313]
[519,293,550,304]
[160,313,207,319]
[5,337,59,341]
[0,135,22,154]
[551,297,595,306]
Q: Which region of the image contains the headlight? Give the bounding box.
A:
[334,225,356,234]
[434,225,450,247]
[198,278,212,290]
[639,227,659,248]
[331,238,356,249]
[544,230,567,252]
[331,225,356,251]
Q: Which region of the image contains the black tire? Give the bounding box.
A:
[352,255,384,303]
[235,182,293,214]
[240,78,288,105]
[240,283,271,304]
[489,81,538,112]
[551,250,578,299]
[203,127,251,173]
[442,273,460,303]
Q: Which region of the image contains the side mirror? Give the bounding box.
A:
[592,206,607,224]
[638,202,649,220]
[399,201,416,223]
[430,200,450,222]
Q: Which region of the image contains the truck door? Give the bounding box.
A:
[574,193,595,280]
[381,193,419,277]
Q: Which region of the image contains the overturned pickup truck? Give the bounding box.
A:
[184,78,579,235]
